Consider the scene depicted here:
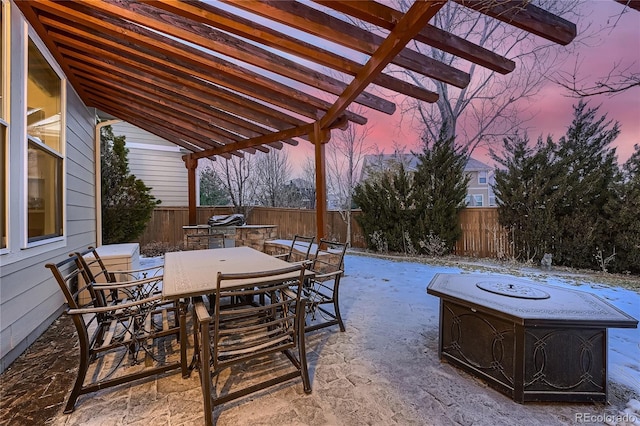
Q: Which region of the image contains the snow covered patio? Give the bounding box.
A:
[1,253,638,425]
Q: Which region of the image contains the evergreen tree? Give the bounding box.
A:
[491,134,562,262]
[492,102,622,270]
[552,101,620,269]
[101,125,160,244]
[353,164,413,252]
[199,165,230,206]
[410,127,469,254]
[610,144,640,273]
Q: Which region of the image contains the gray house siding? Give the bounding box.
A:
[110,122,188,206]
[0,72,96,372]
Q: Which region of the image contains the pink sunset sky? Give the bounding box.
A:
[289,0,640,174]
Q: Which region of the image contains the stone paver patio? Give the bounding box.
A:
[1,254,638,425]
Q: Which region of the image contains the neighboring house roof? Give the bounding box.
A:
[464,157,492,172]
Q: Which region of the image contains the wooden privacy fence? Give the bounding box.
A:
[455,208,513,259]
[137,206,511,259]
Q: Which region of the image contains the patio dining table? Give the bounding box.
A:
[162,246,305,376]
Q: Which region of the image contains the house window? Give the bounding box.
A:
[27,37,63,242]
[478,171,487,184]
[489,195,496,207]
[473,194,483,206]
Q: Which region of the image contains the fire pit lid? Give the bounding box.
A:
[427,273,638,327]
[475,281,550,299]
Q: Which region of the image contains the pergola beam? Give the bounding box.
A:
[184,124,315,161]
[147,0,439,103]
[119,0,396,115]
[70,55,298,149]
[452,0,577,45]
[615,0,640,11]
[73,0,367,124]
[184,116,348,162]
[34,0,368,125]
[89,100,220,157]
[86,91,240,158]
[224,0,469,89]
[314,0,515,74]
[320,1,446,129]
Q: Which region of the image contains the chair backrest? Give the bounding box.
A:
[287,235,315,262]
[311,239,347,274]
[74,246,113,284]
[45,254,94,310]
[212,264,306,371]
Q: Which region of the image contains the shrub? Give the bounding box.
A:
[140,241,184,257]
[101,125,160,244]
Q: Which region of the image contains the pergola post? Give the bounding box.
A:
[313,121,330,240]
[184,156,199,225]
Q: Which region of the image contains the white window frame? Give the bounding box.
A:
[24,29,66,249]
[473,194,483,207]
[478,170,487,184]
[0,11,67,264]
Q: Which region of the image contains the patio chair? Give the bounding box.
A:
[46,254,181,413]
[274,234,315,263]
[304,239,348,332]
[75,246,163,304]
[193,264,311,426]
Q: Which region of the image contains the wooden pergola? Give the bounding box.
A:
[18,0,579,239]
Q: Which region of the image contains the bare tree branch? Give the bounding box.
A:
[552,57,640,97]
[392,0,585,154]
[211,156,256,216]
[327,106,374,245]
[254,149,292,207]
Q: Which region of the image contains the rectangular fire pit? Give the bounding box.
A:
[427,273,638,403]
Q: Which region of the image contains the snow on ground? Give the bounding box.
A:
[142,252,640,394]
[340,253,640,396]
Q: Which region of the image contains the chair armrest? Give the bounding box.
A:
[93,276,161,290]
[292,259,313,267]
[273,253,289,259]
[107,267,163,282]
[111,266,163,275]
[193,299,211,324]
[312,269,343,280]
[68,294,163,315]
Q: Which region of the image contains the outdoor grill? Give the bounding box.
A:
[427,273,638,403]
